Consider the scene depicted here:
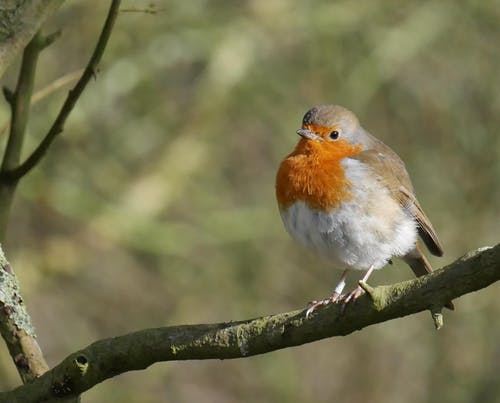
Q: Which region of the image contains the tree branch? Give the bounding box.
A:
[0,245,49,384]
[0,0,121,183]
[0,68,84,140]
[1,244,498,403]
[0,29,45,241]
[1,32,41,172]
[0,0,65,79]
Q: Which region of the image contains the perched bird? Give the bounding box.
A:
[276,105,452,316]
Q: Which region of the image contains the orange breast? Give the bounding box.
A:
[276,139,361,211]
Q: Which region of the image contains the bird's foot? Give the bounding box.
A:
[305,281,372,318]
[305,292,342,318]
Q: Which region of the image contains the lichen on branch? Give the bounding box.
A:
[0,245,48,384]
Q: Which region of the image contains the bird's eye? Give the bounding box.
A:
[329,130,340,140]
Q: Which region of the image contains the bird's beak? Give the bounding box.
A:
[296,129,322,141]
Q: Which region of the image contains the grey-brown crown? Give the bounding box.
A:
[302,105,360,130]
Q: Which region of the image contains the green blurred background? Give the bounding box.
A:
[1,1,499,402]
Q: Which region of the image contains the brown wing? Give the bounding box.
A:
[351,136,443,257]
[398,186,443,256]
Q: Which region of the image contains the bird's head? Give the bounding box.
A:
[296,105,362,147]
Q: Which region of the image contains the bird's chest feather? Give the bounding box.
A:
[276,155,417,270]
[276,139,360,211]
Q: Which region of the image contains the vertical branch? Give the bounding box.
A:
[0,32,43,241]
[1,33,42,171]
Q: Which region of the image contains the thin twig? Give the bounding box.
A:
[1,0,121,182]
[120,7,164,14]
[2,87,15,106]
[0,33,42,174]
[39,29,62,50]
[31,68,84,104]
[0,69,84,138]
[1,244,499,402]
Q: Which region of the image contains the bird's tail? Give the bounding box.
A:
[404,244,454,310]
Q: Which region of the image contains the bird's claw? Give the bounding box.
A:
[305,286,368,318]
[305,292,342,318]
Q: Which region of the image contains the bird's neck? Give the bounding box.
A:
[276,139,361,211]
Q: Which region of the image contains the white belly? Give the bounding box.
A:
[279,159,417,270]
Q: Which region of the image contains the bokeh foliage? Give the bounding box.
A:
[0,1,499,402]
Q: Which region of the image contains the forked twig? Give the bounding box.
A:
[1,0,121,182]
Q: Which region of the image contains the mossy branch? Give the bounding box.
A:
[1,244,498,403]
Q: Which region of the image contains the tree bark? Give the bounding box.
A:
[0,246,48,383]
[0,0,65,79]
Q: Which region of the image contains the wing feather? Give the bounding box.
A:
[351,140,443,257]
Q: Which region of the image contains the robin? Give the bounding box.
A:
[276,104,453,317]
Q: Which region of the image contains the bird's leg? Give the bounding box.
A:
[330,268,349,301]
[343,265,375,305]
[306,269,350,318]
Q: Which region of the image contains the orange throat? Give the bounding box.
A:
[276,139,361,211]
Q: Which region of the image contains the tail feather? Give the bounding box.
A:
[404,244,454,310]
